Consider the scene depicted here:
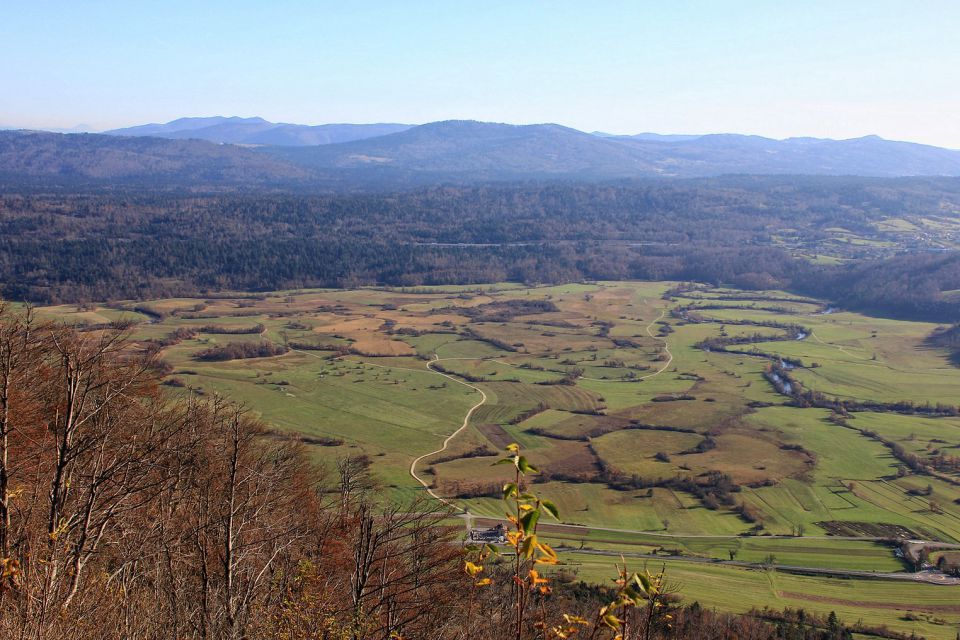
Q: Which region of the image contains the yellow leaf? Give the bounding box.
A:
[529,570,549,585]
[602,613,622,629]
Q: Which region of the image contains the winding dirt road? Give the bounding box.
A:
[407,356,487,511]
[579,307,673,382]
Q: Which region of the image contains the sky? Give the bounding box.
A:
[2,1,959,147]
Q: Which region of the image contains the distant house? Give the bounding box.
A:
[470,523,506,543]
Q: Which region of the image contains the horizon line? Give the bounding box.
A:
[2,117,957,150]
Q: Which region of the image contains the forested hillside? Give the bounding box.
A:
[1,177,959,320]
[0,130,309,186]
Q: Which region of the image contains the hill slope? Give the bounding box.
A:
[270,120,663,179]
[617,133,960,176]
[0,130,309,186]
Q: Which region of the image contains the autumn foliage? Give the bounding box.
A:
[0,305,463,640]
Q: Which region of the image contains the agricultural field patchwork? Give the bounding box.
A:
[35,280,960,637]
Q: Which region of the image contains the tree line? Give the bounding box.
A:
[1,179,959,321]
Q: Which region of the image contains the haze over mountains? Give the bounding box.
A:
[105,116,413,146]
[3,117,960,188]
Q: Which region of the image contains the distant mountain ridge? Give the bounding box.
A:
[105,117,412,146]
[270,120,660,179]
[269,119,960,180]
[3,118,960,188]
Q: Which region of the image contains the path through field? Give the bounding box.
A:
[407,356,487,511]
[271,333,485,503]
[579,308,673,382]
[276,335,488,511]
[810,331,873,361]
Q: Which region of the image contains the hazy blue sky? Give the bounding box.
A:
[2,1,958,146]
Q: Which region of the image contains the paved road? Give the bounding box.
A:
[556,546,960,585]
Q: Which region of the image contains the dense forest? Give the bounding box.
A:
[0,307,898,639]
[1,176,958,321]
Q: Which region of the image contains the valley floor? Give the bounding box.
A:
[33,280,960,638]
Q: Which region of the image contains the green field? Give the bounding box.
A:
[34,281,960,637]
[563,554,960,640]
